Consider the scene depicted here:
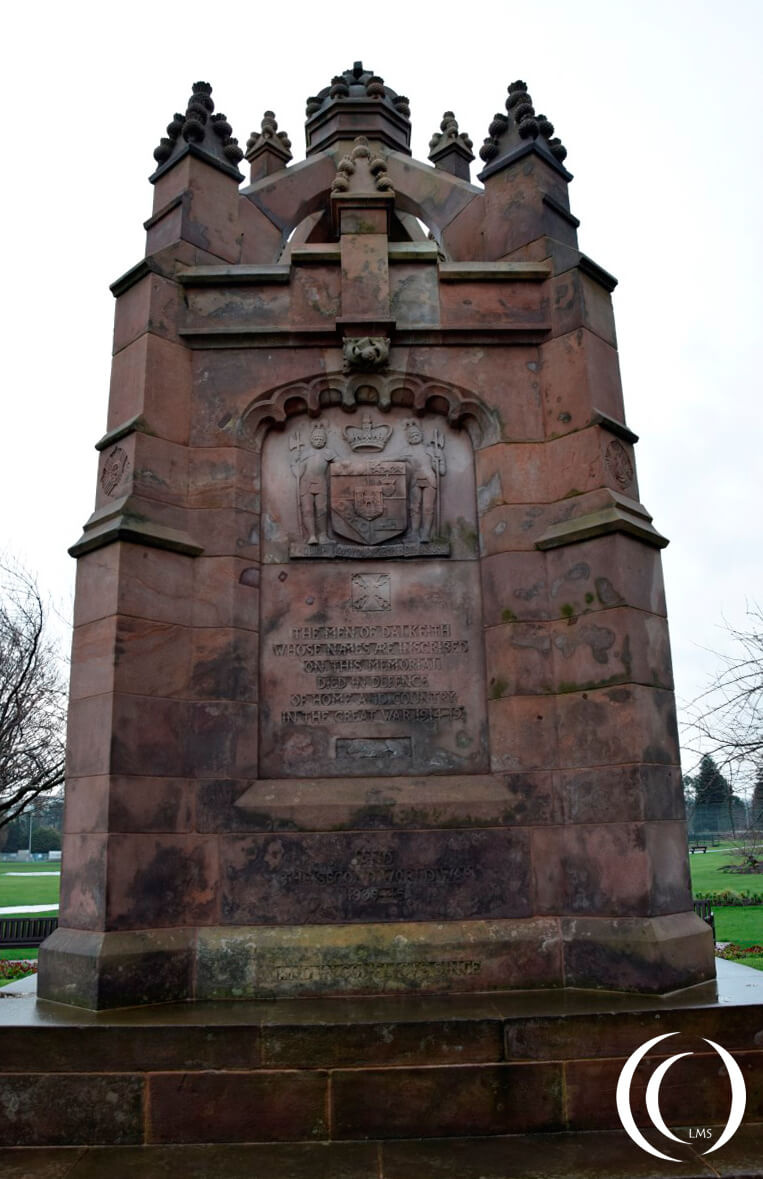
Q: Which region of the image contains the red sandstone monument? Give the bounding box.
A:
[38,65,715,1010]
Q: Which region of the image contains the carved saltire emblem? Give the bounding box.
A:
[351,573,391,611]
[330,460,406,545]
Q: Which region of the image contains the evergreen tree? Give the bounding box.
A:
[751,763,763,829]
[692,754,731,832]
[30,826,61,854]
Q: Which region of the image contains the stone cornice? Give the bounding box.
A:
[535,491,667,551]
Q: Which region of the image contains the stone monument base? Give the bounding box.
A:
[4,962,762,1156]
[38,912,713,1010]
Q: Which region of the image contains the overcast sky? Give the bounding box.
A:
[2,0,760,785]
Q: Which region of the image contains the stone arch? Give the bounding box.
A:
[240,370,499,452]
[243,151,480,256]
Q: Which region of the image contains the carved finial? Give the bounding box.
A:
[479,80,567,173]
[245,110,293,167]
[429,111,473,153]
[151,81,244,179]
[365,74,386,98]
[429,111,474,180]
[393,95,411,118]
[330,75,350,98]
[331,137,394,195]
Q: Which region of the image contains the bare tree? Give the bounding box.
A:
[683,606,763,802]
[0,561,66,829]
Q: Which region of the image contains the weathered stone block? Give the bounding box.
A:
[0,1074,144,1147]
[148,1071,328,1143]
[107,333,192,444]
[331,1062,564,1139]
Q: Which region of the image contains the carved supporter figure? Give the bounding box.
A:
[291,423,336,544]
[403,421,446,542]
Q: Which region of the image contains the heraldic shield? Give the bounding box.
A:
[330,460,407,545]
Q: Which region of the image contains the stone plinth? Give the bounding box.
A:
[5,963,763,1151]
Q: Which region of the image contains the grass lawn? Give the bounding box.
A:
[0,863,59,972]
[0,861,59,961]
[689,849,763,897]
[0,863,60,916]
[713,905,763,945]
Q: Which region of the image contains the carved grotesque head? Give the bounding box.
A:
[342,335,390,372]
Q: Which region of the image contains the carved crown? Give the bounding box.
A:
[342,415,393,452]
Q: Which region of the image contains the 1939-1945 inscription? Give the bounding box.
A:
[259,407,487,778]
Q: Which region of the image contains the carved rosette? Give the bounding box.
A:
[604,439,635,490]
[100,446,130,496]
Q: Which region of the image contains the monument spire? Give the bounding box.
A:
[151,80,244,182]
[304,62,412,156]
[478,80,568,181]
[245,111,293,182]
[428,111,475,181]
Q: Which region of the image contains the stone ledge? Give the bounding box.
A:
[439,261,551,282]
[591,408,639,445]
[110,257,170,299]
[178,325,552,348]
[142,192,184,232]
[227,772,556,832]
[535,493,668,551]
[196,918,564,1001]
[477,139,573,184]
[388,241,439,261]
[3,1130,761,1177]
[69,505,203,559]
[542,192,580,228]
[94,414,148,452]
[579,253,618,292]
[177,264,291,286]
[290,244,341,263]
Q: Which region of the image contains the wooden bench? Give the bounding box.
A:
[0,916,58,949]
[690,844,708,853]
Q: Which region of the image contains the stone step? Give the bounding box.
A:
[1,963,761,1150]
[1,1130,762,1179]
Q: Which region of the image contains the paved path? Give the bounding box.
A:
[0,904,59,915]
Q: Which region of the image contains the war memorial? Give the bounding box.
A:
[1,65,761,1170]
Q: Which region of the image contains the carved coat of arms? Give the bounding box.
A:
[330,461,407,545]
